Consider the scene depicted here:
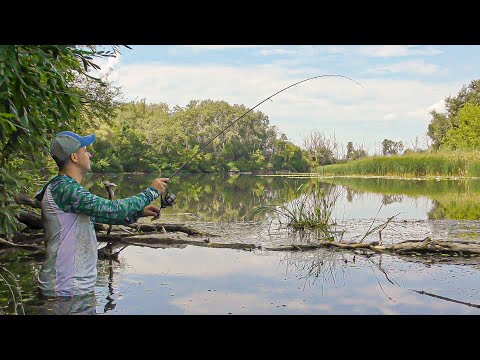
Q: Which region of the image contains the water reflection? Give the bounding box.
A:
[82,173,480,223]
[84,173,311,223]
[33,293,97,315]
[3,174,480,314]
[328,177,480,221]
[94,244,480,314]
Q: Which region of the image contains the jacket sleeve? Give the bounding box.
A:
[51,179,159,225]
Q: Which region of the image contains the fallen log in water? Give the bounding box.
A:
[97,232,257,250]
[263,237,480,256]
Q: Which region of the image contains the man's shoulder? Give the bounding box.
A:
[51,175,77,186]
[49,175,82,195]
[35,175,73,201]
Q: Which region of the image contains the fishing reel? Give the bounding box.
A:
[160,192,177,208]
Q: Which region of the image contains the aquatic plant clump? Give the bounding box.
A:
[249,182,345,241]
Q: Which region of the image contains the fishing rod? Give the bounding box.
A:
[159,74,364,209]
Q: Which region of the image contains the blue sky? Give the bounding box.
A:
[96,45,480,156]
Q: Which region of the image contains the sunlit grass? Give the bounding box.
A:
[317,150,480,178]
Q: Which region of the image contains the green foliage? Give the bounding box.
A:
[302,130,337,166]
[346,141,367,160]
[319,151,480,177]
[324,176,480,221]
[442,103,480,150]
[427,79,480,149]
[0,45,126,238]
[88,99,311,174]
[382,138,404,156]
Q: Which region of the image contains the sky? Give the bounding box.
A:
[95,45,480,156]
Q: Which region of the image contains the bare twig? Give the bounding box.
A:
[410,289,480,309]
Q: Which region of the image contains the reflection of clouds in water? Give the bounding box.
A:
[171,291,333,314]
[119,246,280,278]
[351,285,480,314]
[91,242,480,314]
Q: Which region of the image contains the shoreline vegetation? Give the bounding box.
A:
[315,151,480,179]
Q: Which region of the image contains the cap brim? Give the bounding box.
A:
[79,134,96,147]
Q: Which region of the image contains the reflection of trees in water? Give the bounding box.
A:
[330,177,480,221]
[85,173,480,223]
[382,194,404,205]
[0,249,42,315]
[428,199,480,220]
[86,173,315,222]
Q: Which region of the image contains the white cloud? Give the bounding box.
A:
[108,61,463,149]
[182,45,266,51]
[383,113,396,121]
[428,99,447,113]
[358,45,443,58]
[326,45,347,54]
[259,48,295,56]
[369,60,446,76]
[123,244,279,277]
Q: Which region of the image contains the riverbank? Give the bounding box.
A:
[313,151,480,178]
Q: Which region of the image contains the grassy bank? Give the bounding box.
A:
[317,151,480,178]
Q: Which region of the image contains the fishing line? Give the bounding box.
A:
[159,74,364,208]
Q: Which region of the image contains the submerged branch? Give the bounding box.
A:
[410,289,480,309]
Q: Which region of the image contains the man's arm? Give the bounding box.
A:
[50,177,160,225]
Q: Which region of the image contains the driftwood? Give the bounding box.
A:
[263,237,480,256]
[14,193,41,208]
[17,210,43,229]
[97,232,256,250]
[0,237,43,251]
[126,222,216,237]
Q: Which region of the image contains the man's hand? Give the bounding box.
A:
[151,178,169,194]
[142,205,161,218]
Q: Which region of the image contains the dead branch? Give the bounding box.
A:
[127,222,216,236]
[17,210,43,229]
[410,289,480,309]
[14,193,41,208]
[0,237,43,251]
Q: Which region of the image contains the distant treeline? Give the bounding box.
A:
[86,99,311,174]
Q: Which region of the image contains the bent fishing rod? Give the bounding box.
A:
[158,74,364,209]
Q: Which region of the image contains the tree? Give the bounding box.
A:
[382,139,404,156]
[346,141,368,160]
[442,103,480,150]
[303,130,338,166]
[346,142,354,160]
[0,45,127,239]
[427,79,480,149]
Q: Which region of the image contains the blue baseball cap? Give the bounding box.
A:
[51,131,96,162]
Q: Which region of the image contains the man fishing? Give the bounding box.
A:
[35,131,169,303]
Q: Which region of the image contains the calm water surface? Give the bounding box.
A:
[2,173,480,314]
